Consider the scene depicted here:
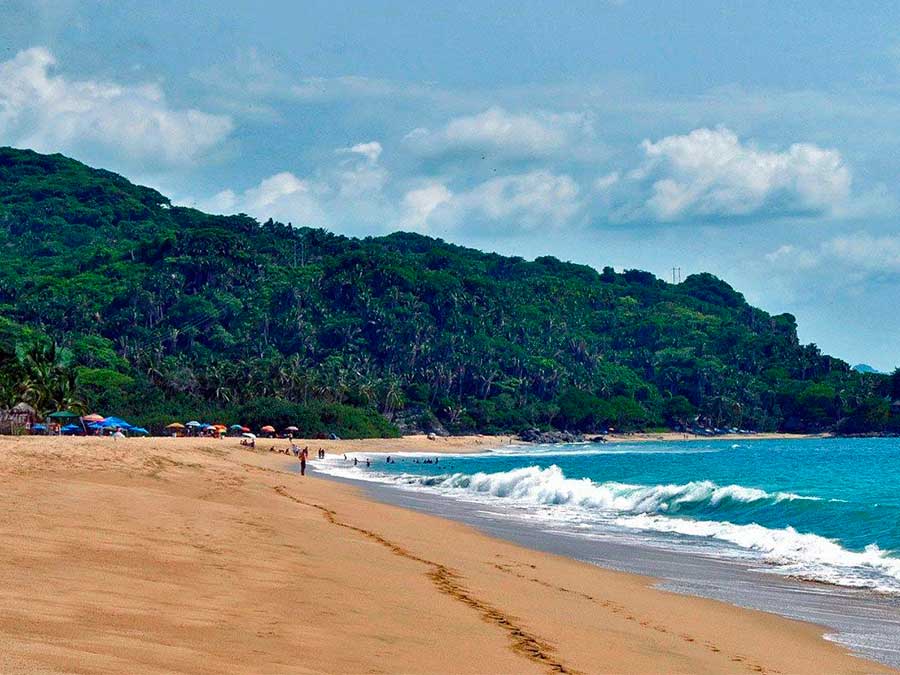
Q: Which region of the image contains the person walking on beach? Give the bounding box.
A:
[299,445,309,476]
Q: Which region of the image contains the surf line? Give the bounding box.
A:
[273,484,577,674]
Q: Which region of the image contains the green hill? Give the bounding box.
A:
[0,147,895,436]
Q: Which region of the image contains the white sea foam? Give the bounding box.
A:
[402,465,814,511]
[616,514,900,593]
[314,461,899,593]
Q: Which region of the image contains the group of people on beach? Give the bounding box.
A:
[263,441,440,477]
[270,443,331,476]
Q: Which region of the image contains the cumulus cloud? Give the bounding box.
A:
[766,233,900,277]
[630,127,851,221]
[404,107,593,159]
[193,139,390,229]
[197,171,328,226]
[402,171,581,233]
[398,183,454,230]
[339,141,383,163]
[0,47,233,166]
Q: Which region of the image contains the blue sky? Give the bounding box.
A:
[2,1,899,370]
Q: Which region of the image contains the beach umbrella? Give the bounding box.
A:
[166,422,185,429]
[82,413,105,423]
[100,416,132,429]
[31,423,47,432]
[284,425,299,432]
[186,420,202,427]
[47,410,80,420]
[241,426,250,432]
[229,424,244,431]
[260,425,275,433]
[130,427,149,435]
[241,432,256,439]
[60,423,81,434]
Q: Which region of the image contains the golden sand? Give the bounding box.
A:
[0,435,888,674]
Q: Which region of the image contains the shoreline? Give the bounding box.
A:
[0,435,893,674]
[252,430,832,459]
[320,456,900,670]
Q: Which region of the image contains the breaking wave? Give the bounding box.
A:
[321,462,900,593]
[405,464,815,513]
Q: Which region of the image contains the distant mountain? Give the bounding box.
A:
[852,364,881,374]
[0,147,895,435]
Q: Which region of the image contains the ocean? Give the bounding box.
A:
[313,437,900,666]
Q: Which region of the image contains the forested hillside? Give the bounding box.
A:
[1,147,897,436]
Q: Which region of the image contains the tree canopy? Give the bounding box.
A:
[0,147,896,435]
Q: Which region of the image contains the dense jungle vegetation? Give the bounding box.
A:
[1,147,898,436]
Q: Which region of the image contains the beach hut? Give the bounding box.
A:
[0,403,38,434]
[13,402,38,420]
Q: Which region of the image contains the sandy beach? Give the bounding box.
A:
[0,435,890,674]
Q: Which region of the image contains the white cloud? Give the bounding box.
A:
[766,233,900,276]
[594,171,621,191]
[636,127,851,221]
[340,141,382,163]
[405,106,593,159]
[398,183,454,230]
[824,233,900,273]
[0,47,232,166]
[403,170,581,232]
[197,171,328,226]
[193,139,390,229]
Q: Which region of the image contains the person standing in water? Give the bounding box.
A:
[299,445,309,476]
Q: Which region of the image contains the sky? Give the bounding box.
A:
[1,0,898,370]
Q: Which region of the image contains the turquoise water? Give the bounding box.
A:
[320,437,900,593]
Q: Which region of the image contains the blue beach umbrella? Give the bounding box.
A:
[130,427,149,435]
[100,416,132,429]
[60,423,81,434]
